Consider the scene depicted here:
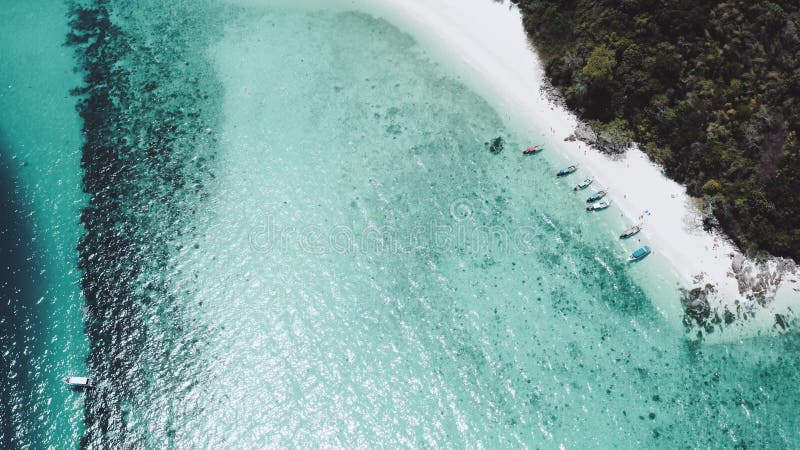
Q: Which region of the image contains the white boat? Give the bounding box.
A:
[619,224,641,239]
[64,376,93,388]
[586,200,611,211]
[573,178,593,191]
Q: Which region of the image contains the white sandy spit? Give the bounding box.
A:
[229,0,800,339]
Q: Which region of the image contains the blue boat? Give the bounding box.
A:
[573,178,593,191]
[586,190,607,203]
[628,245,651,261]
[557,165,578,177]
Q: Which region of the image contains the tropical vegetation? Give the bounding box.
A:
[517,0,800,260]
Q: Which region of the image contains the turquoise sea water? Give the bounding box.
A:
[1,0,799,448]
[0,0,88,447]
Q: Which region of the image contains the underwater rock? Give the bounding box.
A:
[681,283,715,327]
[775,314,788,330]
[67,1,222,446]
[488,136,504,154]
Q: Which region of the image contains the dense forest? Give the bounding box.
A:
[516,0,800,261]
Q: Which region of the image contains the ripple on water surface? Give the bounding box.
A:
[59,1,800,448]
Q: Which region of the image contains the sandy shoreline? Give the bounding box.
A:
[229,0,799,338]
[355,0,800,338]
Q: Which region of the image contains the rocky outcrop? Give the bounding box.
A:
[730,254,797,304]
[681,284,715,329]
[564,121,632,155]
[682,254,799,337]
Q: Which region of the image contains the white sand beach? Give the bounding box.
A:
[354,0,800,338]
[227,0,798,338]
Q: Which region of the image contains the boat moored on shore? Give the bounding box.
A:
[557,165,578,177]
[586,199,611,211]
[620,225,641,239]
[586,190,607,203]
[628,245,651,261]
[573,178,593,190]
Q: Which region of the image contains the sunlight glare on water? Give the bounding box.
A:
[0,0,798,448]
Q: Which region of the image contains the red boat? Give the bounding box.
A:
[523,145,543,155]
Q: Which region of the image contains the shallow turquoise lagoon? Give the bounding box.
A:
[1,1,798,448]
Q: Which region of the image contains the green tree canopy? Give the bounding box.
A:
[519,0,800,261]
